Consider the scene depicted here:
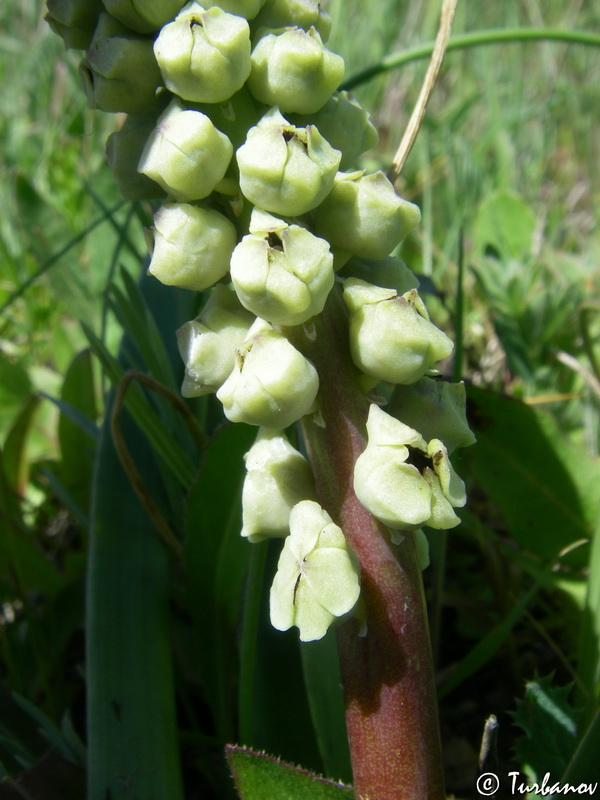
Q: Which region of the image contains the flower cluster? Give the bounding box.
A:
[47,0,474,641]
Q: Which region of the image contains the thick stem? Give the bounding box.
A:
[284,286,445,800]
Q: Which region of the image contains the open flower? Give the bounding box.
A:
[354,405,466,531]
[270,500,361,641]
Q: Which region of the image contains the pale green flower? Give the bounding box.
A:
[313,170,421,260]
[236,108,341,217]
[354,405,466,531]
[176,286,255,397]
[344,279,453,385]
[230,210,334,326]
[248,26,344,114]
[154,3,251,103]
[147,202,237,291]
[138,99,233,202]
[241,429,316,543]
[270,500,361,641]
[216,318,319,428]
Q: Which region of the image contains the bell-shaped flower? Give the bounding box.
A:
[290,91,378,170]
[217,318,319,428]
[389,377,476,455]
[241,429,316,543]
[270,500,361,641]
[176,286,255,397]
[79,16,162,113]
[236,108,341,217]
[344,279,454,385]
[230,210,334,326]
[248,26,343,114]
[146,202,237,291]
[154,3,251,104]
[138,99,233,202]
[253,0,332,40]
[313,170,421,260]
[102,0,186,34]
[354,405,466,531]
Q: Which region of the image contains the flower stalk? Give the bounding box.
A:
[284,286,445,800]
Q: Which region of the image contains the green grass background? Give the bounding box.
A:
[0,1,599,798]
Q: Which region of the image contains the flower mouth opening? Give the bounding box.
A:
[405,444,431,474]
[266,231,284,250]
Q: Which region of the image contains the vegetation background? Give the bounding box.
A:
[0,0,599,797]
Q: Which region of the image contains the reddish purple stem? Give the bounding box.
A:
[285,286,445,800]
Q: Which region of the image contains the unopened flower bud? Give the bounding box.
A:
[241,429,316,542]
[389,377,476,454]
[354,405,466,531]
[176,285,254,396]
[230,210,334,326]
[236,108,341,217]
[217,318,319,428]
[105,109,168,200]
[138,99,233,201]
[102,0,185,34]
[270,500,361,641]
[248,26,344,114]
[341,255,419,292]
[79,22,162,113]
[344,279,453,384]
[154,3,251,104]
[45,0,104,49]
[146,202,237,291]
[290,92,378,170]
[203,0,266,19]
[254,0,331,40]
[313,171,421,260]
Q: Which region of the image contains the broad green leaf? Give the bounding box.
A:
[57,349,97,515]
[87,394,184,800]
[183,421,255,741]
[464,386,600,566]
[471,189,536,261]
[512,675,580,781]
[226,746,354,800]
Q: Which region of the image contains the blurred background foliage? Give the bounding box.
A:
[0,0,599,797]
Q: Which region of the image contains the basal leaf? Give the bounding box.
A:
[226,746,354,800]
[512,675,580,781]
[464,386,600,566]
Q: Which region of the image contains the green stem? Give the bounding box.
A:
[343,28,600,90]
[285,286,445,800]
